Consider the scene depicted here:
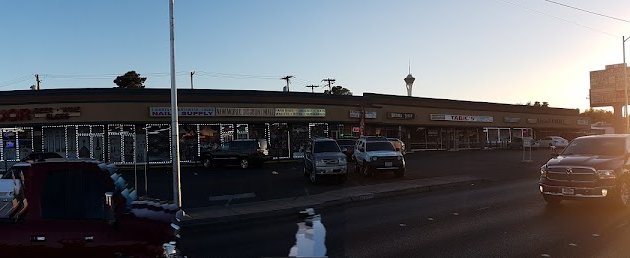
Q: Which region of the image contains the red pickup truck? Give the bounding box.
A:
[0,159,177,257]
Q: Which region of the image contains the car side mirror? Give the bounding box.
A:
[341,147,348,152]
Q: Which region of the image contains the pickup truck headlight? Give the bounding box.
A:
[540,165,547,177]
[397,156,402,161]
[596,170,616,179]
[338,157,347,165]
[315,159,326,167]
[371,156,378,161]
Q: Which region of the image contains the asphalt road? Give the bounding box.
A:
[119,149,553,208]
[178,178,630,258]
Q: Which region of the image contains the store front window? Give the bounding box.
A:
[179,125,198,162]
[42,126,66,158]
[108,125,136,164]
[146,124,170,163]
[292,124,309,159]
[268,123,289,158]
[77,125,104,161]
[199,124,221,154]
[236,124,249,140]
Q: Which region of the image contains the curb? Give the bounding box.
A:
[178,176,484,228]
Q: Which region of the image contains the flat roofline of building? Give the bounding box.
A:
[0,88,579,115]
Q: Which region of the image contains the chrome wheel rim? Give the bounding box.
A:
[240,159,249,169]
[203,159,211,168]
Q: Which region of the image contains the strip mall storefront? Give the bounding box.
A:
[0,89,591,167]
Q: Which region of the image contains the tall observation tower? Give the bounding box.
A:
[404,63,415,97]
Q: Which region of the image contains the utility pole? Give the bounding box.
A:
[624,36,629,132]
[322,78,335,92]
[190,71,195,89]
[34,74,41,90]
[306,85,318,93]
[168,0,182,208]
[281,75,294,92]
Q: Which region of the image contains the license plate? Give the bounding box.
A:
[562,188,574,195]
[385,162,392,167]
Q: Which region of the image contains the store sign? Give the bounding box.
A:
[538,118,565,125]
[352,127,361,133]
[275,108,326,117]
[150,107,215,117]
[577,119,590,126]
[430,114,493,123]
[349,110,377,119]
[0,107,80,122]
[216,108,275,117]
[504,117,520,123]
[527,118,537,124]
[387,112,415,120]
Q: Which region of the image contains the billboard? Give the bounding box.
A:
[590,63,630,107]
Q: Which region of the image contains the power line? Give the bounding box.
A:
[543,0,630,24]
[497,0,617,38]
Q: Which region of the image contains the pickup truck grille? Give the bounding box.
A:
[546,167,597,182]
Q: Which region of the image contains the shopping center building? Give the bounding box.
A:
[0,88,590,166]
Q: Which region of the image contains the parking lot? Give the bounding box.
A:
[119,148,555,209]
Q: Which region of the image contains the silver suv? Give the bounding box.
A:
[353,137,405,177]
[303,138,348,184]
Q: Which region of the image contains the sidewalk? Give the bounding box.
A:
[178,175,483,227]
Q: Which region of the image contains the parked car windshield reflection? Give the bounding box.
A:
[313,141,341,153]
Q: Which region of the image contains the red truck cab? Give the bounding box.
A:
[0,159,175,257]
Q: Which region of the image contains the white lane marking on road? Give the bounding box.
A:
[452,212,459,216]
[272,171,279,175]
[541,254,551,257]
[427,217,434,221]
[476,206,490,211]
[208,192,257,201]
[592,233,600,237]
[399,223,407,227]
[569,243,577,247]
[616,223,627,228]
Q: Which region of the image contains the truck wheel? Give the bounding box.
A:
[240,159,250,169]
[612,178,630,208]
[543,195,561,205]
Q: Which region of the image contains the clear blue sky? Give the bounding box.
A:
[1,0,629,111]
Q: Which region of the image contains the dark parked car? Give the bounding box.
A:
[303,138,348,184]
[200,139,271,169]
[539,134,630,207]
[336,138,357,160]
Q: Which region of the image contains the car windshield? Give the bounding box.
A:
[366,141,395,152]
[313,141,340,153]
[561,137,626,156]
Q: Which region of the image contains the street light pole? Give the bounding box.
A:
[624,36,629,133]
[169,0,182,208]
